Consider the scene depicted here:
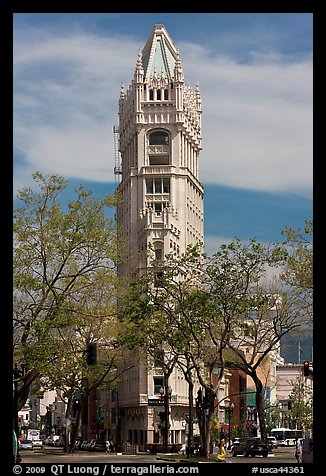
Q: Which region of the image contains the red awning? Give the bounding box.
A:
[219,422,229,430]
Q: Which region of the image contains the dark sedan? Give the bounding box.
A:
[90,440,107,452]
[232,437,269,457]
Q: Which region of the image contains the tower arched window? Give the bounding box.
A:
[149,131,169,146]
[149,89,154,100]
[148,130,170,165]
[164,89,169,100]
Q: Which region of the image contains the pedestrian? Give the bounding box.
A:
[107,438,115,453]
[217,438,226,462]
[13,430,18,464]
[179,443,186,455]
[295,438,302,463]
[106,439,113,453]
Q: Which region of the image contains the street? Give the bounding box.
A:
[18,446,298,464]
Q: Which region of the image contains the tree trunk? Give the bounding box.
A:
[187,381,194,456]
[201,392,215,458]
[253,375,267,442]
[68,408,81,453]
[162,374,169,452]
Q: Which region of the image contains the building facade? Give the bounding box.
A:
[276,363,313,434]
[114,24,204,450]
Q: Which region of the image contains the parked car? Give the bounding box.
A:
[52,435,64,447]
[80,440,89,451]
[232,437,269,457]
[90,440,107,452]
[20,439,33,450]
[32,439,43,449]
[74,438,83,450]
[81,440,93,451]
[86,439,96,451]
[267,436,278,449]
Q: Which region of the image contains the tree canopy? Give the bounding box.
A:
[13,172,128,449]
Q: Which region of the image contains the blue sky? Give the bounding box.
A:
[13,12,313,256]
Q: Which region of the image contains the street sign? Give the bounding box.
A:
[148,398,165,406]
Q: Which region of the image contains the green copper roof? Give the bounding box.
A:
[142,25,177,81]
[151,39,168,76]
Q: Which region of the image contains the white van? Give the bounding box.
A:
[301,438,313,463]
[267,436,278,449]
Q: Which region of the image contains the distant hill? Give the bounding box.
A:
[280,333,313,364]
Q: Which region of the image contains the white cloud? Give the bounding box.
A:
[180,43,313,198]
[16,121,113,182]
[13,30,313,199]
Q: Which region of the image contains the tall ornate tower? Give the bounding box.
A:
[115,24,204,450]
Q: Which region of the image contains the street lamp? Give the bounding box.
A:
[278,403,283,428]
[247,405,256,436]
[159,385,172,452]
[159,386,164,400]
[168,386,172,401]
[225,402,234,449]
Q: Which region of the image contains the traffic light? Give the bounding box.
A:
[287,400,292,410]
[203,392,209,409]
[303,360,310,377]
[72,399,80,418]
[86,343,97,365]
[158,411,171,431]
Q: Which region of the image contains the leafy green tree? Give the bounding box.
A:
[288,377,313,436]
[206,233,314,444]
[204,238,293,445]
[120,239,291,456]
[279,219,313,338]
[119,244,209,454]
[118,269,180,452]
[117,228,312,457]
[13,172,125,448]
